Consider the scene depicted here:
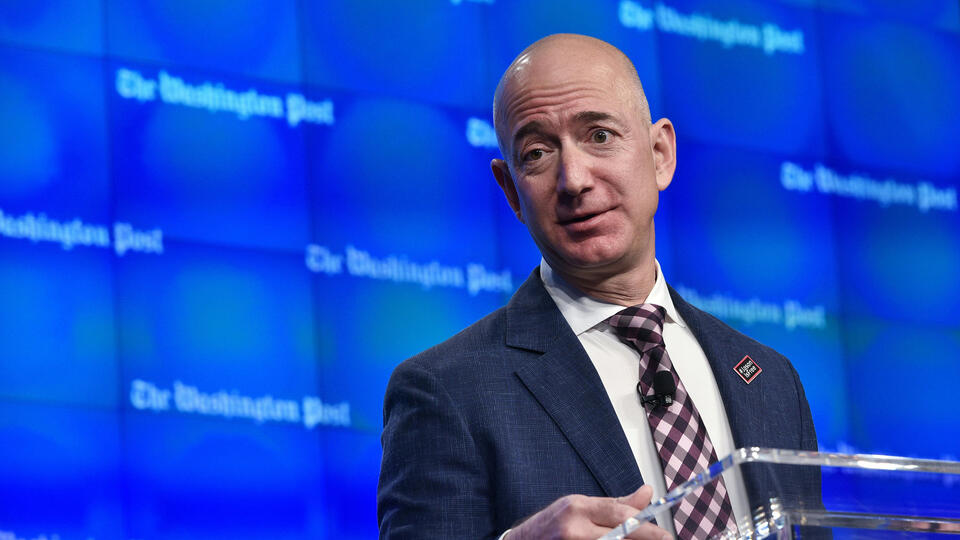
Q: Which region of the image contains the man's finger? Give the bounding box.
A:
[616,484,654,510]
[584,500,670,540]
[606,486,671,540]
[586,499,647,528]
[624,520,672,540]
[578,520,670,540]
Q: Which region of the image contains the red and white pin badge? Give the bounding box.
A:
[734,355,762,384]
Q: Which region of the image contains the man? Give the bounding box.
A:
[378,34,818,539]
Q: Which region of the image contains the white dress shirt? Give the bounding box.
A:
[539,259,750,535]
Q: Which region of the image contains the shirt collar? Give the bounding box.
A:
[540,258,687,336]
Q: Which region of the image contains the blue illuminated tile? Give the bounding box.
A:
[0,0,103,55]
[301,0,490,108]
[821,14,960,178]
[666,141,841,311]
[116,242,319,401]
[123,411,325,539]
[306,97,499,265]
[0,240,117,407]
[0,45,108,218]
[109,62,310,251]
[832,168,960,326]
[105,0,301,83]
[319,430,382,538]
[819,0,960,33]
[657,0,825,157]
[843,317,960,458]
[0,402,122,539]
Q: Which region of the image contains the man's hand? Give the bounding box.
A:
[508,485,671,540]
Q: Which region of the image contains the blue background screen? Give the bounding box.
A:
[1,1,958,538]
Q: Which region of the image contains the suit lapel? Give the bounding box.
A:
[669,286,769,450]
[506,270,645,497]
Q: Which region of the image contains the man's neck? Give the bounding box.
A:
[550,257,658,307]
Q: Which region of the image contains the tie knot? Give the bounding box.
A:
[607,303,666,348]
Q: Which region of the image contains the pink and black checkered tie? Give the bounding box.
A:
[608,304,735,540]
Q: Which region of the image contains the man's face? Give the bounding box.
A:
[492,44,675,281]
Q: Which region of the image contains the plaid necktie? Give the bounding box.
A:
[608,304,735,539]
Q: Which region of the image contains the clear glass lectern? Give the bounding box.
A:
[600,447,960,539]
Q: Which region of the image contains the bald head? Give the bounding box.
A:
[492,34,651,159]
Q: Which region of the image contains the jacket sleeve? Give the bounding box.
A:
[793,362,823,501]
[791,363,831,538]
[377,358,498,540]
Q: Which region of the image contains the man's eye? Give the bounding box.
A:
[592,130,610,143]
[524,149,544,161]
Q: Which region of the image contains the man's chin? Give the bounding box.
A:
[550,249,631,274]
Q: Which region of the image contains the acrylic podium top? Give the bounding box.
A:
[600,447,960,540]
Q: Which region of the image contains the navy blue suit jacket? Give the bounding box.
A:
[378,270,819,539]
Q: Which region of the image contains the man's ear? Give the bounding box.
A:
[491,158,524,223]
[649,118,677,191]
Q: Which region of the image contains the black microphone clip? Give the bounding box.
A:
[637,371,676,409]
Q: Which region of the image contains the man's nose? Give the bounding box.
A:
[556,148,594,197]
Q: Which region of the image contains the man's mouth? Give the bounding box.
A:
[566,214,597,223]
[559,210,606,225]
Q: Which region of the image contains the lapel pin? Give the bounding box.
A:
[734,355,762,384]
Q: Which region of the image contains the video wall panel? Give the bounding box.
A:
[300,0,491,109]
[657,0,826,157]
[109,61,311,251]
[820,13,960,178]
[0,0,103,56]
[123,411,326,540]
[834,191,960,325]
[0,241,117,407]
[105,0,303,83]
[0,46,109,217]
[1,1,958,538]
[842,317,960,458]
[0,403,122,539]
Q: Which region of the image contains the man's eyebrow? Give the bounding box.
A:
[512,121,546,147]
[572,111,616,125]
